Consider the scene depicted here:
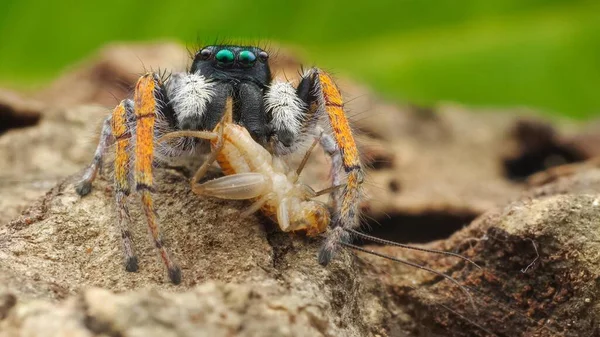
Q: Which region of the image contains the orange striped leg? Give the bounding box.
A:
[314,70,364,265]
[111,99,138,272]
[133,74,181,284]
[75,116,113,196]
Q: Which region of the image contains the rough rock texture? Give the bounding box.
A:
[3,159,600,336]
[0,105,108,224]
[0,169,396,336]
[362,169,600,336]
[2,42,600,336]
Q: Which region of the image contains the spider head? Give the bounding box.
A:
[191,45,271,87]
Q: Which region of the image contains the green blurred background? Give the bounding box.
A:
[0,0,598,119]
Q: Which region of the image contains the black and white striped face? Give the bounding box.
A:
[190,45,271,87]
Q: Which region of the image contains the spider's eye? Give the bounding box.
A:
[258,51,269,62]
[199,48,212,60]
[215,49,235,64]
[238,50,256,66]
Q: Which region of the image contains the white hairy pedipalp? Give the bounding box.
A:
[265,81,306,139]
[166,72,215,125]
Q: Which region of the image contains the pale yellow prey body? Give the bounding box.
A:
[160,98,330,236]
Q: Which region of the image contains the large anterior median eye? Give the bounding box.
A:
[238,50,256,66]
[215,49,235,64]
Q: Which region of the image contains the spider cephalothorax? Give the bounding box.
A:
[170,45,272,141]
[76,44,364,284]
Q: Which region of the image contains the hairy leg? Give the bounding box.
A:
[75,116,113,196]
[272,68,364,265]
[133,74,181,284]
[314,70,364,265]
[111,99,139,272]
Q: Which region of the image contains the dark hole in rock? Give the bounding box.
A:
[388,180,401,193]
[361,147,395,170]
[410,104,437,119]
[503,120,589,181]
[0,104,41,134]
[357,210,479,244]
[368,154,394,170]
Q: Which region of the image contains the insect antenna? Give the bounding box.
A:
[346,228,481,269]
[435,302,498,336]
[342,241,478,313]
[351,231,567,335]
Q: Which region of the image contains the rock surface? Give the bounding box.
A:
[0,169,397,336]
[0,105,108,224]
[361,168,600,336]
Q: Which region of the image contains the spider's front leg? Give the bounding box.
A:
[76,73,181,284]
[267,68,364,265]
[133,74,181,284]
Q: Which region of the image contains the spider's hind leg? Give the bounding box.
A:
[75,115,114,196]
[111,99,138,272]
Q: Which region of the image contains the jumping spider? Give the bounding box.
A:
[76,45,364,284]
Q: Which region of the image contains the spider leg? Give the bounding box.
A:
[111,99,138,272]
[312,69,364,265]
[133,74,181,284]
[75,116,114,196]
[268,68,364,265]
[318,132,344,202]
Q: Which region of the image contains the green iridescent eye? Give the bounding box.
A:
[238,50,256,65]
[215,49,234,64]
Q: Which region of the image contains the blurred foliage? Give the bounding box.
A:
[0,0,598,118]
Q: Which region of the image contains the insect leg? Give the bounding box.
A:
[159,98,233,191]
[133,74,181,284]
[295,132,322,178]
[75,116,114,196]
[241,192,274,217]
[193,173,268,199]
[157,129,219,188]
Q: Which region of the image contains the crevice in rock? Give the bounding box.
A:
[262,215,294,271]
[80,295,123,337]
[0,103,41,134]
[503,120,588,181]
[358,210,479,244]
[0,294,16,320]
[83,315,123,337]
